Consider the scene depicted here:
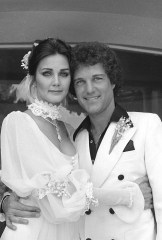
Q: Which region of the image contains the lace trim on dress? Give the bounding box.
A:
[28,99,62,141]
[28,99,62,121]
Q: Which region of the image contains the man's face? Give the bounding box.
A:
[73,63,115,116]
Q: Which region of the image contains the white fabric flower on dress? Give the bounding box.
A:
[32,168,98,213]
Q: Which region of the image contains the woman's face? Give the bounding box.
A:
[35,54,71,105]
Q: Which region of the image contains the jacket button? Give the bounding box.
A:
[85,209,92,215]
[109,208,115,214]
[118,174,124,180]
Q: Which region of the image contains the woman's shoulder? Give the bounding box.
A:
[4,111,25,121]
[2,111,29,128]
[1,111,38,140]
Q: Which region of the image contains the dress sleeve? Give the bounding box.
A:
[0,112,92,224]
[30,168,97,223]
[1,112,54,197]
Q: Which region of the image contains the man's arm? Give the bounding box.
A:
[2,176,153,230]
[145,114,162,238]
[0,179,40,230]
[0,180,10,202]
[135,176,153,210]
[2,192,41,230]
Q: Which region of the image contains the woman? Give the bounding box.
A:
[0,38,144,240]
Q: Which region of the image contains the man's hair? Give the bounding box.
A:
[69,42,122,96]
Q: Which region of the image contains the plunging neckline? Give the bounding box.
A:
[21,111,77,159]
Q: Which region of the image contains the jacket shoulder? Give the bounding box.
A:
[128,111,161,125]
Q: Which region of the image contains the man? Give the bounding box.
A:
[1,42,155,239]
[69,42,162,240]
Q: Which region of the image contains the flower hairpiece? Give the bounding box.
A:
[33,42,39,47]
[21,51,31,70]
[109,116,133,154]
[21,41,40,70]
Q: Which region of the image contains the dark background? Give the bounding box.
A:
[0,45,162,119]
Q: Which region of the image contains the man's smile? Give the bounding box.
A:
[84,96,101,101]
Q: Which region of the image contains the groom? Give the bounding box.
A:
[1,42,156,239]
[69,42,161,240]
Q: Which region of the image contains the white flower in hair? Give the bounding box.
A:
[33,42,39,47]
[21,51,31,70]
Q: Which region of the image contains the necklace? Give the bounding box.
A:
[28,99,62,142]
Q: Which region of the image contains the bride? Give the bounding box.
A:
[0,38,144,240]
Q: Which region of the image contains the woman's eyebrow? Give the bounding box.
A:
[92,74,105,77]
[60,68,70,71]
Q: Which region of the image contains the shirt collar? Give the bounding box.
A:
[73,103,130,141]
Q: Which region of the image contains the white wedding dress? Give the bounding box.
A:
[0,111,90,240]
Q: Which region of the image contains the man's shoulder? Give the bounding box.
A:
[128,111,161,125]
[128,111,159,117]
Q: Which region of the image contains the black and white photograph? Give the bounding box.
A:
[0,1,161,239]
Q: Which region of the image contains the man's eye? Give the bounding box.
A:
[94,77,103,81]
[74,80,84,86]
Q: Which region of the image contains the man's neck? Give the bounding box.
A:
[89,101,115,135]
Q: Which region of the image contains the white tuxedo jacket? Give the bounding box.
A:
[75,112,162,240]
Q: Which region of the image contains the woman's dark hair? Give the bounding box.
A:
[16,38,72,104]
[28,38,71,76]
[69,42,122,97]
